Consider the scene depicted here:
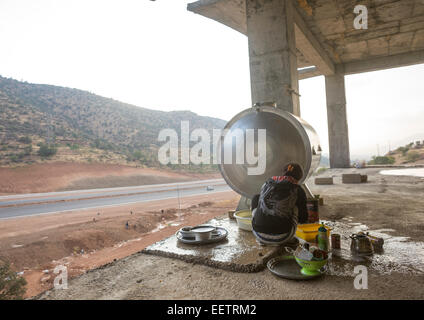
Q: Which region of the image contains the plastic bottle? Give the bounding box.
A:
[297,246,313,261]
[317,224,329,252]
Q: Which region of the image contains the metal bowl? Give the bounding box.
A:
[179,226,194,238]
[218,106,321,198]
[190,225,217,241]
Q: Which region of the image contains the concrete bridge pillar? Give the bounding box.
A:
[325,73,351,168]
[246,0,300,116]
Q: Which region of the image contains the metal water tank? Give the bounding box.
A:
[218,106,321,198]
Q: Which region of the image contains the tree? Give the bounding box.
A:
[0,260,27,300]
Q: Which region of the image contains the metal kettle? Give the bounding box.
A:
[350,233,374,256]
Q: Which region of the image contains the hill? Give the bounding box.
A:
[368,140,424,165]
[0,76,226,170]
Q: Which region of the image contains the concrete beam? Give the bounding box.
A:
[292,5,335,76]
[187,0,336,77]
[247,0,300,115]
[298,66,322,80]
[187,0,247,34]
[339,49,424,75]
[325,73,350,168]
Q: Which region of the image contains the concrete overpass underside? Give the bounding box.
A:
[187,0,424,168]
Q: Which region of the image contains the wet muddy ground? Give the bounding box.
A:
[143,216,281,272]
[38,168,424,300]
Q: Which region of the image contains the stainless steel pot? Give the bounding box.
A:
[218,106,321,198]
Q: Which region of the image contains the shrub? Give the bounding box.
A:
[23,145,32,155]
[397,146,409,156]
[69,144,80,150]
[406,151,420,162]
[314,167,328,176]
[91,139,114,151]
[37,144,57,158]
[368,156,395,165]
[18,136,32,144]
[0,260,27,300]
[10,154,23,163]
[132,151,143,161]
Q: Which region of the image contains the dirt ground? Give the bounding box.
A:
[0,162,220,194]
[37,252,423,300]
[0,191,239,297]
[37,168,424,300]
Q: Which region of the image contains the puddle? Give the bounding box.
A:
[146,216,424,276]
[150,223,167,233]
[145,216,278,271]
[380,168,424,177]
[323,220,424,276]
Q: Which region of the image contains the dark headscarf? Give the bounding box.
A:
[282,163,304,182]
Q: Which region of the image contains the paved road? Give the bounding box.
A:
[0,179,231,220]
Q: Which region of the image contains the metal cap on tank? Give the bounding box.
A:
[218,106,321,198]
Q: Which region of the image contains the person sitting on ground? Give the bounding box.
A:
[251,163,308,246]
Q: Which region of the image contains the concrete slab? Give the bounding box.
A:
[342,173,362,183]
[37,168,424,300]
[142,215,282,273]
[314,177,334,185]
[188,0,424,74]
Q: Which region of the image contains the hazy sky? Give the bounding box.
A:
[1,0,423,159]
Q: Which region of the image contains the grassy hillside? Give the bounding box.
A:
[368,141,424,165]
[0,76,226,170]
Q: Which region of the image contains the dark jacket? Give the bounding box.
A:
[252,177,308,235]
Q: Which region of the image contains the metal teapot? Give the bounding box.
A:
[350,232,374,256]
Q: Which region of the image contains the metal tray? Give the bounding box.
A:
[176,226,228,245]
[267,255,322,280]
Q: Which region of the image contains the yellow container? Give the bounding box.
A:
[296,223,331,242]
[234,210,253,231]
